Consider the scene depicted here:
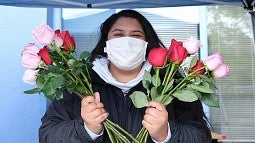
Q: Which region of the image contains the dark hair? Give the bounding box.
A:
[90,9,165,61]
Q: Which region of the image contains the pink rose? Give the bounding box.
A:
[183,36,201,55]
[38,46,53,65]
[204,52,223,71]
[148,47,168,67]
[32,23,55,45]
[168,39,188,65]
[21,43,41,69]
[53,35,64,48]
[22,69,39,84]
[213,63,230,79]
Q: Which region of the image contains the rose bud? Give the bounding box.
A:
[188,60,206,76]
[21,43,41,69]
[32,23,55,45]
[56,30,76,52]
[213,63,230,79]
[168,39,188,65]
[22,69,39,84]
[204,51,224,71]
[183,36,201,55]
[148,47,168,67]
[38,46,53,65]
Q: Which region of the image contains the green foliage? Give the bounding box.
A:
[129,91,148,108]
[173,89,198,102]
[198,93,220,108]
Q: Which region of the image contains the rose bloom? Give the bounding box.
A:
[53,34,64,48]
[32,23,55,45]
[188,60,206,76]
[55,30,76,52]
[38,46,53,65]
[22,69,39,84]
[204,52,223,71]
[168,39,188,65]
[213,63,230,79]
[21,43,41,69]
[183,36,201,55]
[148,47,168,67]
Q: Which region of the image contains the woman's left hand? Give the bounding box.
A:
[142,101,169,142]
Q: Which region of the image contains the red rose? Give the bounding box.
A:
[168,39,188,65]
[148,47,168,67]
[38,46,53,65]
[188,60,205,76]
[56,30,76,52]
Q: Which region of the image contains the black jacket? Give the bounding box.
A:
[39,70,211,143]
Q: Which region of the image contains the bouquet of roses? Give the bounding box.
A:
[21,23,138,143]
[130,36,230,142]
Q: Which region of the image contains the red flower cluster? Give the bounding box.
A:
[55,30,76,52]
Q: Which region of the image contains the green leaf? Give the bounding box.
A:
[199,93,220,108]
[190,84,215,93]
[47,65,62,74]
[23,88,42,94]
[172,89,198,102]
[150,87,158,99]
[36,75,45,89]
[153,95,163,103]
[130,91,148,108]
[195,76,201,84]
[67,59,75,66]
[161,95,174,106]
[189,56,198,69]
[43,75,64,100]
[55,88,63,100]
[165,79,174,92]
[152,74,161,87]
[79,51,91,60]
[142,71,151,90]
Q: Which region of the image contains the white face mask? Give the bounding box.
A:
[104,37,148,71]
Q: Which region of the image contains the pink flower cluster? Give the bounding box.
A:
[21,23,76,84]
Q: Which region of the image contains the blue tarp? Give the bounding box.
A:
[0,0,243,8]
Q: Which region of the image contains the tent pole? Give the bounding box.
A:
[250,12,255,45]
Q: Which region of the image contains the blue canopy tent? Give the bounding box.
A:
[0,0,245,8]
[0,0,254,36]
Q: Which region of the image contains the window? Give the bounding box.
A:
[207,5,255,142]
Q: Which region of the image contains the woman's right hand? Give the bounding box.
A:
[81,92,108,134]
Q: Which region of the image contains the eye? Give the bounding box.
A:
[131,34,142,38]
[113,33,124,38]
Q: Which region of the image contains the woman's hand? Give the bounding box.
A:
[142,101,169,142]
[81,92,108,134]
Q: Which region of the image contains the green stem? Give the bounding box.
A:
[161,66,206,103]
[104,124,117,143]
[103,120,131,143]
[81,71,94,95]
[162,64,170,85]
[161,64,178,94]
[155,68,160,87]
[105,119,139,143]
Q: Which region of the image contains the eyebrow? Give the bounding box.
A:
[111,29,144,34]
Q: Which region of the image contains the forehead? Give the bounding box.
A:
[110,17,144,32]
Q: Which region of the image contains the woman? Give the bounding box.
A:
[39,9,211,143]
